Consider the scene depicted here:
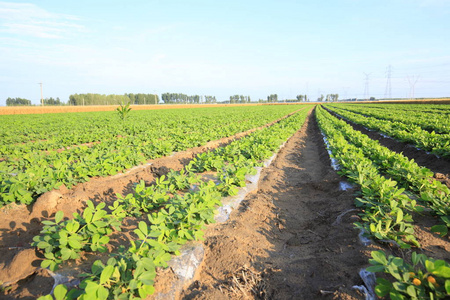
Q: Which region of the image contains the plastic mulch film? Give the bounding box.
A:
[154,141,288,299]
[352,269,376,300]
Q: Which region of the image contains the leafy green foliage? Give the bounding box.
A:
[32,200,125,271]
[368,250,450,299]
[322,104,450,237]
[316,106,421,248]
[116,102,132,121]
[0,105,308,206]
[33,106,314,299]
[326,103,450,158]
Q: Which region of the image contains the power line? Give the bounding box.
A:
[384,65,392,98]
[407,75,420,100]
[363,72,371,99]
[38,82,43,106]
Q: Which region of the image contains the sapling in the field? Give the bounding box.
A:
[116,102,131,121]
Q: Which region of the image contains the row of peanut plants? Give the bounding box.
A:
[0,105,305,206]
[324,104,450,158]
[319,106,450,236]
[32,106,313,300]
[316,106,450,299]
[342,103,450,115]
[331,103,450,134]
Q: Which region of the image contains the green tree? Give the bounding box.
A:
[5,97,32,106]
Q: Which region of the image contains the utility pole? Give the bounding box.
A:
[38,82,43,105]
[306,82,309,101]
[384,65,392,99]
[407,75,420,100]
[363,72,371,100]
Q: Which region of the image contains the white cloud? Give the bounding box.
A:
[0,1,84,39]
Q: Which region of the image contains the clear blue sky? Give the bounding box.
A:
[1,0,449,105]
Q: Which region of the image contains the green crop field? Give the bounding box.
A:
[1,103,449,300]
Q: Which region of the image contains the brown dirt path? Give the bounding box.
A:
[180,110,372,299]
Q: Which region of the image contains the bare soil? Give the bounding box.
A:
[1,108,448,300]
[0,103,303,115]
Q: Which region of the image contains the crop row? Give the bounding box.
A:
[0,106,300,153]
[318,106,450,236]
[327,103,450,134]
[316,106,450,299]
[33,107,313,299]
[344,103,450,114]
[324,104,450,158]
[316,106,421,248]
[0,105,305,206]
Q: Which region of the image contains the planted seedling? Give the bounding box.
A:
[116,102,131,121]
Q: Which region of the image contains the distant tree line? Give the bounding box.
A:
[203,95,217,103]
[316,94,339,102]
[161,93,216,104]
[6,97,32,106]
[125,93,159,105]
[267,94,278,102]
[325,94,339,102]
[68,93,159,106]
[256,94,279,103]
[229,95,251,103]
[43,97,64,105]
[296,94,309,102]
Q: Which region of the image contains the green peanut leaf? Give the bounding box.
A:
[53,284,68,300]
[100,265,114,284]
[68,238,82,249]
[140,257,155,271]
[366,265,385,273]
[138,284,155,298]
[36,241,51,250]
[371,251,388,265]
[55,211,64,224]
[97,286,109,300]
[138,221,148,236]
[433,265,450,278]
[375,277,392,297]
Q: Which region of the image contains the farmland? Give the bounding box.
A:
[0,103,449,299]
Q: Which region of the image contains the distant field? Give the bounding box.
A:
[1,99,449,115]
[0,103,301,115]
[361,98,450,104]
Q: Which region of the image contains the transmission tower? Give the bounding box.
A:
[407,75,420,100]
[384,65,392,99]
[363,72,371,100]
